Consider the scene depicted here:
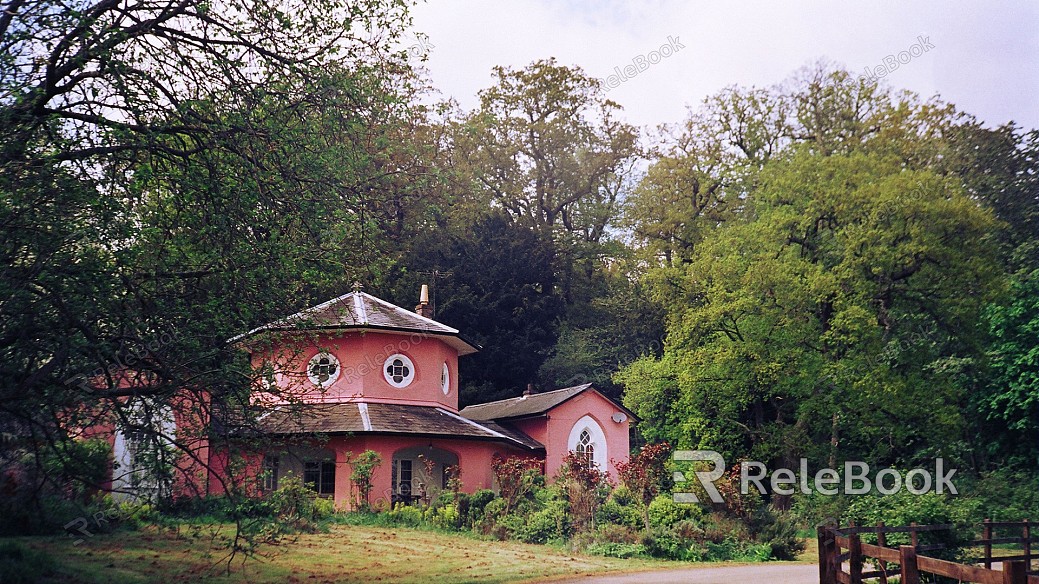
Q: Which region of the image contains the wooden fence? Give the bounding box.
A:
[818,520,1039,584]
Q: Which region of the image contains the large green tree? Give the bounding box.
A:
[0,0,426,518]
[619,151,1003,470]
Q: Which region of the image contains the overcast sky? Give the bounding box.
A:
[407,0,1039,133]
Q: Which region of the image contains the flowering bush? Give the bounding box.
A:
[491,455,542,514]
[557,451,612,533]
[615,442,671,530]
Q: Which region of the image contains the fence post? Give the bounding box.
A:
[817,526,832,584]
[1004,560,1027,584]
[899,545,920,584]
[984,518,993,570]
[1023,519,1031,573]
[876,521,888,584]
[910,521,919,549]
[849,531,863,584]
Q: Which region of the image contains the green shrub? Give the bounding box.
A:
[701,512,750,544]
[466,489,496,526]
[585,542,647,558]
[516,499,570,544]
[386,503,424,527]
[845,490,977,559]
[647,494,698,529]
[749,506,805,560]
[348,450,381,510]
[0,541,55,584]
[479,498,509,533]
[737,542,773,562]
[641,520,704,560]
[0,491,93,536]
[973,468,1039,523]
[610,485,635,506]
[39,438,113,503]
[491,513,525,540]
[705,537,737,560]
[593,523,641,544]
[112,500,157,529]
[597,493,642,529]
[642,526,687,559]
[268,475,319,529]
[312,497,336,519]
[423,503,461,530]
[790,491,852,528]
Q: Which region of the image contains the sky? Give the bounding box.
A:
[406,0,1039,132]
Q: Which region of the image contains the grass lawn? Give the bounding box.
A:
[9,523,705,584]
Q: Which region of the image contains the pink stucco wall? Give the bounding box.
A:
[249,330,460,410]
[513,390,630,481]
[218,435,529,510]
[326,435,523,509]
[82,321,632,507]
[74,374,213,500]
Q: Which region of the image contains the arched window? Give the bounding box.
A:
[567,416,607,469]
[575,429,594,466]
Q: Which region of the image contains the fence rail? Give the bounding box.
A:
[818,519,1038,584]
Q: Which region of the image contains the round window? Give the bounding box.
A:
[383,354,415,388]
[441,362,450,395]
[307,352,340,388]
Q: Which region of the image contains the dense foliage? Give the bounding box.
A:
[1,0,1036,558]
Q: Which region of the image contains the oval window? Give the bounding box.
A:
[441,362,450,395]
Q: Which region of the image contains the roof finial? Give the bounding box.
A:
[352,280,363,293]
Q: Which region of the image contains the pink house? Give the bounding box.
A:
[107,287,633,509]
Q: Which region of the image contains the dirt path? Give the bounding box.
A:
[545,563,818,583]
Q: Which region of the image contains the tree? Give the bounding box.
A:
[454,58,639,244]
[976,269,1039,464]
[538,261,666,401]
[0,0,421,532]
[386,213,565,405]
[620,151,1003,471]
[624,63,986,265]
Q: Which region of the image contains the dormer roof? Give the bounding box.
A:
[231,291,479,355]
[459,383,638,422]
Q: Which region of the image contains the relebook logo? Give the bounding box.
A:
[672,450,958,504]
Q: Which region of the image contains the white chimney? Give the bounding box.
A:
[415,284,433,318]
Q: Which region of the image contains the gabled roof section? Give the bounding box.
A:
[254,402,543,451]
[231,291,479,355]
[459,384,637,422]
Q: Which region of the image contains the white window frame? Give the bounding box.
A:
[441,362,451,395]
[307,351,340,388]
[112,399,176,502]
[567,415,607,470]
[383,353,415,388]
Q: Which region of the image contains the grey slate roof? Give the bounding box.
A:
[231,291,478,355]
[255,401,543,451]
[460,384,595,421]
